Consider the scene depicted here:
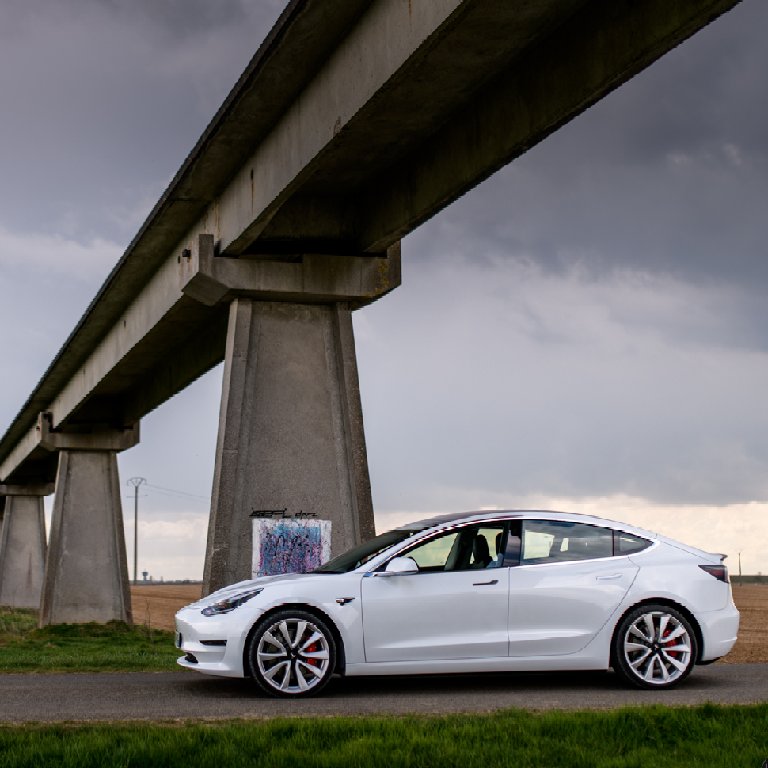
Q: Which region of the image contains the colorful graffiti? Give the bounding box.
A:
[251,518,332,577]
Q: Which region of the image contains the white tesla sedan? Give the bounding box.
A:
[175,511,739,697]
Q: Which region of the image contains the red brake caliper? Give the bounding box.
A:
[305,642,320,666]
[662,628,678,658]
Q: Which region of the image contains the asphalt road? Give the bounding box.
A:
[1,664,767,723]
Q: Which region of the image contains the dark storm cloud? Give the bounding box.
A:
[84,0,257,37]
[0,0,283,244]
[616,7,768,161]
[412,0,768,292]
[374,0,768,510]
[0,0,282,422]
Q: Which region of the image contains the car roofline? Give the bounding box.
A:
[392,509,670,541]
[362,508,721,574]
[394,509,631,530]
[390,509,723,562]
[395,509,548,530]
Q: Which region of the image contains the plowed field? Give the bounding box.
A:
[130,582,767,663]
[724,584,767,663]
[131,584,201,633]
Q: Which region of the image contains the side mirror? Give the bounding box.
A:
[378,556,419,576]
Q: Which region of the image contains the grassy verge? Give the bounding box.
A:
[0,608,179,673]
[0,704,766,767]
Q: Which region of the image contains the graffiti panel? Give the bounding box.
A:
[251,518,332,577]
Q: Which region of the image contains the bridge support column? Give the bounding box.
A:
[203,299,375,593]
[38,418,139,625]
[41,451,131,625]
[0,484,51,609]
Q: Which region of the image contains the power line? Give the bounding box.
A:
[144,483,208,501]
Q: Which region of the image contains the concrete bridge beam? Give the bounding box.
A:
[40,423,138,626]
[0,484,52,609]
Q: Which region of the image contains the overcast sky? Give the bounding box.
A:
[1,0,766,578]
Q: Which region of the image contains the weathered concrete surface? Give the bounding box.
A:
[40,451,132,625]
[0,494,47,609]
[183,236,401,307]
[203,298,374,593]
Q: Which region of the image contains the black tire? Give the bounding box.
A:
[246,609,336,697]
[612,603,698,689]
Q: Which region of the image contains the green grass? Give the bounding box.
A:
[0,607,179,673]
[0,704,766,767]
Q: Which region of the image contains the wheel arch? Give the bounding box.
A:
[610,597,705,667]
[242,603,347,678]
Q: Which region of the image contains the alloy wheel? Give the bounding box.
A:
[255,616,332,695]
[620,609,694,687]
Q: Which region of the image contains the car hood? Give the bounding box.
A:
[185,572,326,609]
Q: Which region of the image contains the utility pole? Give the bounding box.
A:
[127,477,146,584]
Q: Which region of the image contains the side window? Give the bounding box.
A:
[399,523,508,572]
[521,526,555,561]
[615,531,652,554]
[521,521,613,564]
[406,531,460,571]
[469,524,507,569]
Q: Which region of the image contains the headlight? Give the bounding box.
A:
[201,588,264,616]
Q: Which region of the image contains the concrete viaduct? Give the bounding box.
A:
[0,0,741,624]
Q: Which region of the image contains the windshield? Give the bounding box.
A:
[314,528,420,573]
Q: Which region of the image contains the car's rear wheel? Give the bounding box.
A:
[612,604,697,689]
[247,609,336,697]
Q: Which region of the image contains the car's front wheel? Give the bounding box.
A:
[246,609,336,697]
[612,604,697,689]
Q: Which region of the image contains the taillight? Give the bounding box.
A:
[699,564,729,583]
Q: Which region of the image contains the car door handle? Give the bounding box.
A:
[596,573,624,580]
[473,579,499,586]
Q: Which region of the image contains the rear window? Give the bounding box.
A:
[614,531,652,554]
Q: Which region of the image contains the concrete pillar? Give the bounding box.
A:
[203,298,375,593]
[33,418,139,626]
[40,450,132,625]
[0,485,50,609]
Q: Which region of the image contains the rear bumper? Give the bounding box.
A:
[698,603,740,662]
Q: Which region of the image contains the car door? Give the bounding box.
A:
[507,520,639,656]
[361,523,510,662]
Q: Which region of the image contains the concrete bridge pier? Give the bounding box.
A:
[204,299,375,593]
[0,483,51,609]
[193,239,401,594]
[39,419,139,625]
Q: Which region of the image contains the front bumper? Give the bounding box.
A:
[175,606,255,678]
